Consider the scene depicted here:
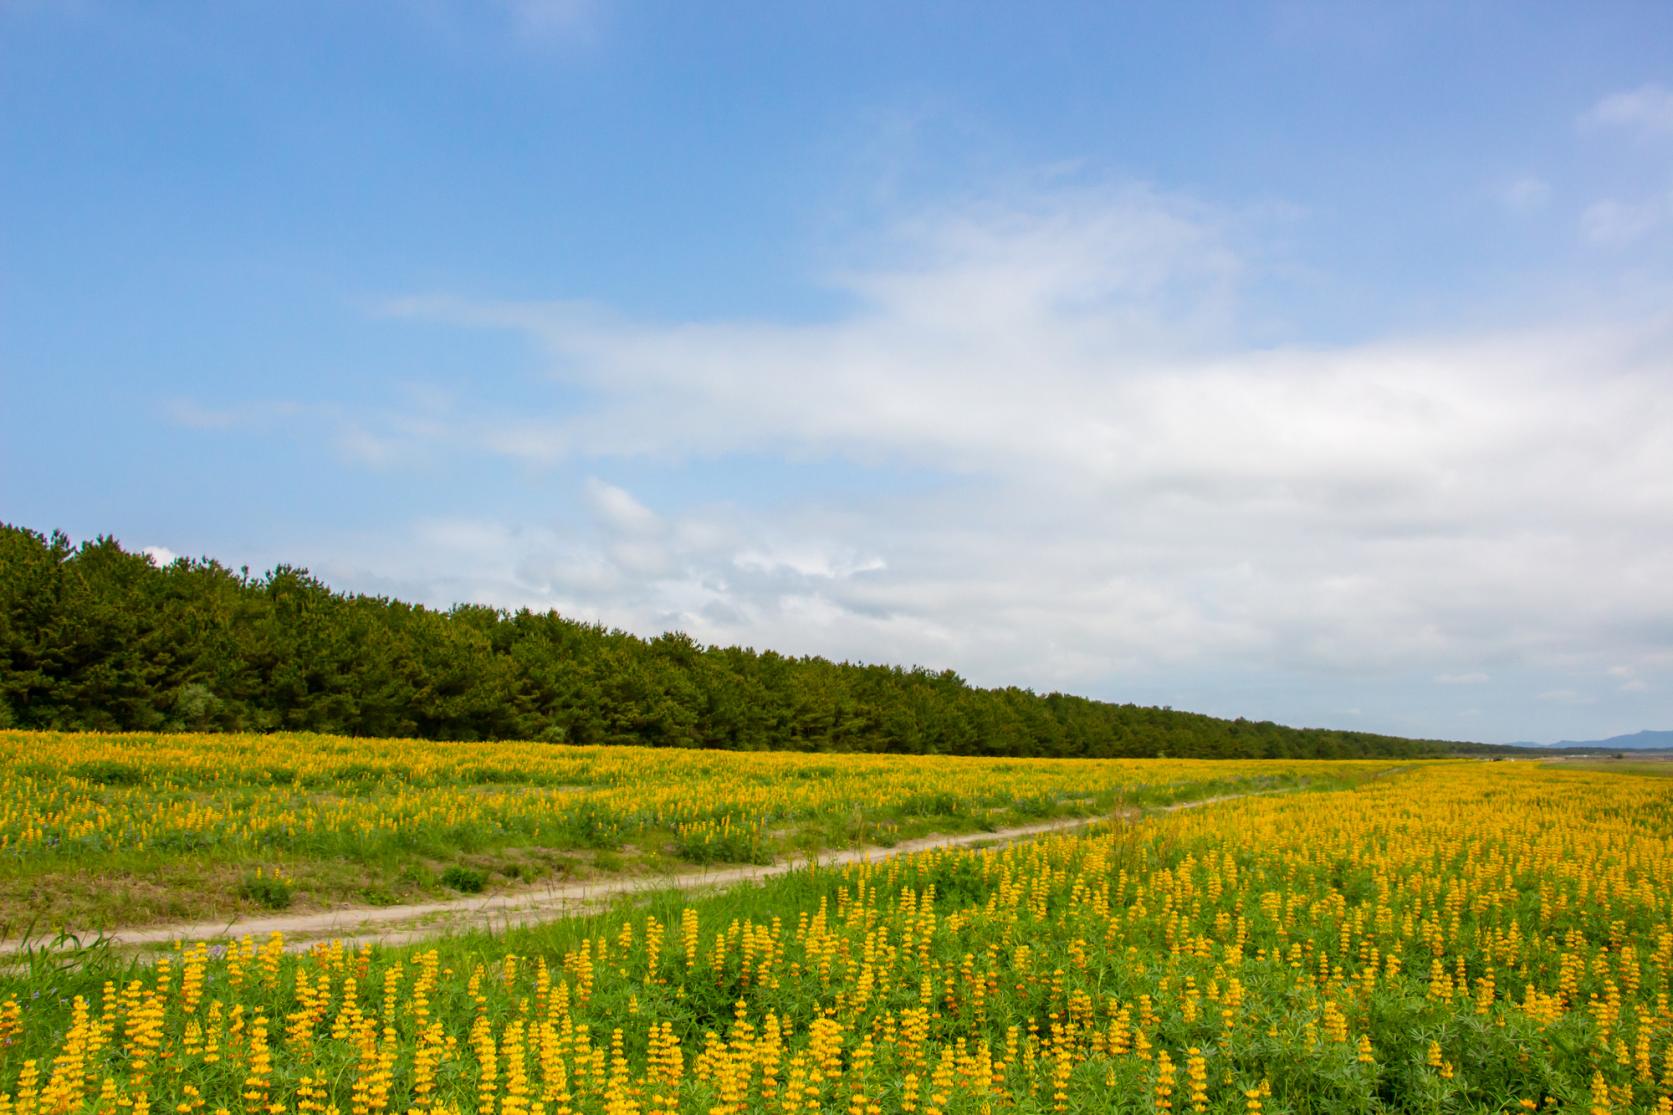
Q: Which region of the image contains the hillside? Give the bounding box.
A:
[0,523,1493,759]
[1519,729,1673,751]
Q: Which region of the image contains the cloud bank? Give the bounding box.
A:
[240,179,1673,742]
[160,69,1673,739]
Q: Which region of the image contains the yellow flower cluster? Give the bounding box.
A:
[1,730,1381,924]
[2,760,1669,1111]
[1,732,1365,860]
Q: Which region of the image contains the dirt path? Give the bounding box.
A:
[4,786,1303,956]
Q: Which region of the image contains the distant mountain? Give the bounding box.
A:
[1517,729,1673,751]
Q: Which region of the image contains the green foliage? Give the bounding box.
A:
[439,865,488,893]
[672,822,771,865]
[66,759,146,786]
[0,523,1496,760]
[236,871,294,910]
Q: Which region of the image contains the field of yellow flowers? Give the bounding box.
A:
[3,759,1670,1112]
[0,732,1377,930]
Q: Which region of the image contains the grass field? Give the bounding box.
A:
[1546,756,1673,778]
[0,732,1391,932]
[3,759,1671,1112]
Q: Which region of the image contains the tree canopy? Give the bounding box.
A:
[0,524,1496,758]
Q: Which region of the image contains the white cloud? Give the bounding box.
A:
[1581,192,1673,246]
[163,396,448,470]
[1584,84,1673,139]
[1609,665,1650,694]
[1495,176,1550,214]
[1577,86,1673,250]
[263,180,1673,738]
[497,0,596,40]
[584,477,660,536]
[142,546,179,567]
[413,517,518,555]
[164,399,305,431]
[735,545,886,580]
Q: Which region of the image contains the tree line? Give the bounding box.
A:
[0,524,1498,758]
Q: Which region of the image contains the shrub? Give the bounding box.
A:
[440,865,487,893]
[237,870,294,910]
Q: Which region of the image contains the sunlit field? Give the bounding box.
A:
[1546,756,1673,779]
[3,761,1670,1112]
[0,732,1389,930]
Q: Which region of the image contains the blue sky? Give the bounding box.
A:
[4,2,1673,743]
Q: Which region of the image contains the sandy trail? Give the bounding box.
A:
[4,787,1303,956]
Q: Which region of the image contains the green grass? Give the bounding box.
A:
[438,865,488,893]
[1547,757,1673,777]
[0,764,1643,1114]
[1,730,1408,932]
[234,870,294,910]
